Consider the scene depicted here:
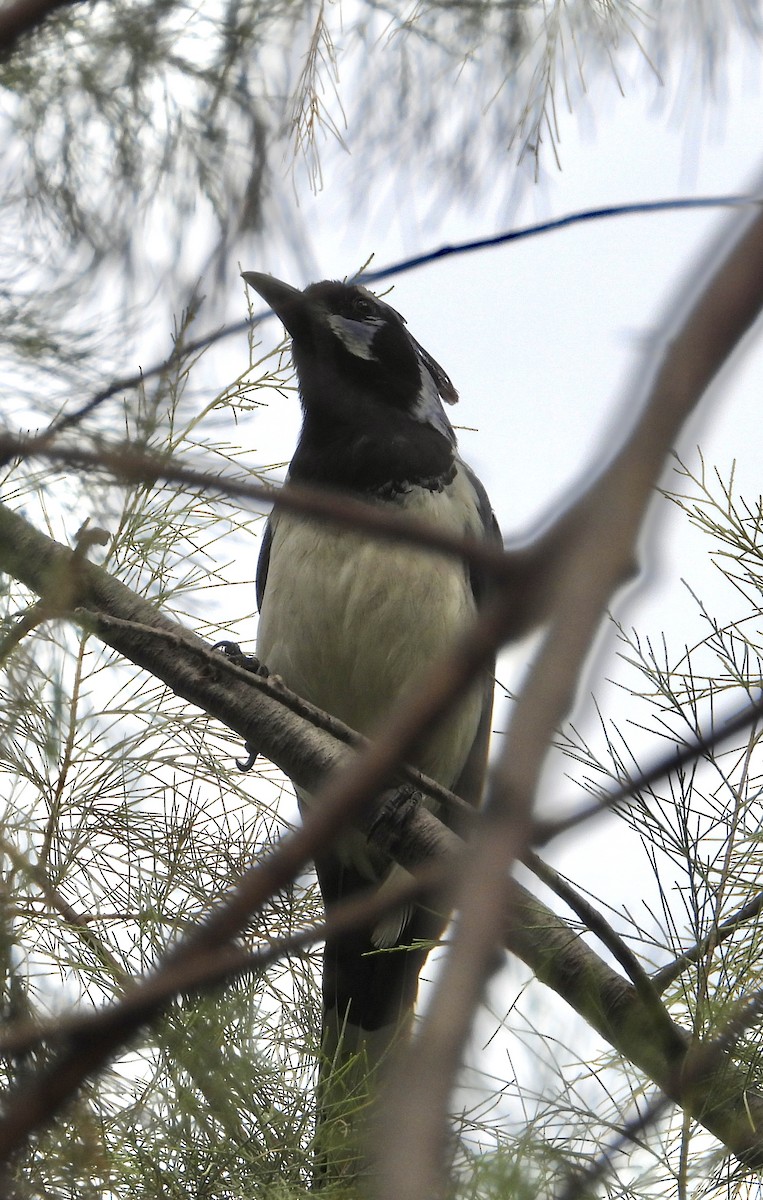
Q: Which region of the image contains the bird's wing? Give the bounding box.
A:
[452,673,495,808]
[451,461,501,807]
[255,517,273,613]
[462,459,502,606]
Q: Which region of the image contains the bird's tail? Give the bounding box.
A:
[312,856,443,1189]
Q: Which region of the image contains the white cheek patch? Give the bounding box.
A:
[327,314,383,361]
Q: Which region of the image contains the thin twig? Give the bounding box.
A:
[535,690,763,845]
[653,887,763,994]
[0,434,539,618]
[556,987,763,1200]
[523,850,666,1019]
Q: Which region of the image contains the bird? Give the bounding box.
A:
[242,270,500,1182]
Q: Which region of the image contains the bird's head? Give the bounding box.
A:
[242,272,459,446]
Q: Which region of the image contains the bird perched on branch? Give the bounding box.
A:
[242,270,500,1182]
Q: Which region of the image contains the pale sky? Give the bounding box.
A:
[228,38,763,1110]
[246,34,763,815]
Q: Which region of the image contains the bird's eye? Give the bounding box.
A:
[351,296,374,319]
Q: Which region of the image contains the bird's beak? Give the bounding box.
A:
[242,271,312,340]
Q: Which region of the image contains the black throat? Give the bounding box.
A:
[288,407,456,498]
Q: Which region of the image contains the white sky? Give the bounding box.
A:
[218,55,763,1172]
[241,32,763,912]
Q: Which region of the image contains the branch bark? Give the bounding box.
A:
[0,504,763,1168]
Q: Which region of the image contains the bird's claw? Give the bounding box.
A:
[235,742,258,773]
[212,640,267,676]
[212,641,269,770]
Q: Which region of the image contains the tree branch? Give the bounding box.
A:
[1,505,763,1169]
[5,189,763,1174]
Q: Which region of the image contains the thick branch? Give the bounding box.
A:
[0,504,763,1166]
[0,500,345,796]
[0,497,514,1155]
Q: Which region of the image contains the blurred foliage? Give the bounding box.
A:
[2,2,763,1194]
[0,0,761,416]
[0,308,322,1196]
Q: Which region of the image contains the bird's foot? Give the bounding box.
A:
[212,640,269,678]
[212,640,270,771]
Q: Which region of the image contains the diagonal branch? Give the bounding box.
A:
[4,194,763,1173]
[0,199,751,437]
[0,496,514,1157]
[1,506,763,1169]
[0,433,535,613]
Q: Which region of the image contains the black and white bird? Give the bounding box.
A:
[243,271,500,1172]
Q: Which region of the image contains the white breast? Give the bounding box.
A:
[257,462,486,793]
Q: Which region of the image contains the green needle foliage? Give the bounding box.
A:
[0,321,324,1197]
